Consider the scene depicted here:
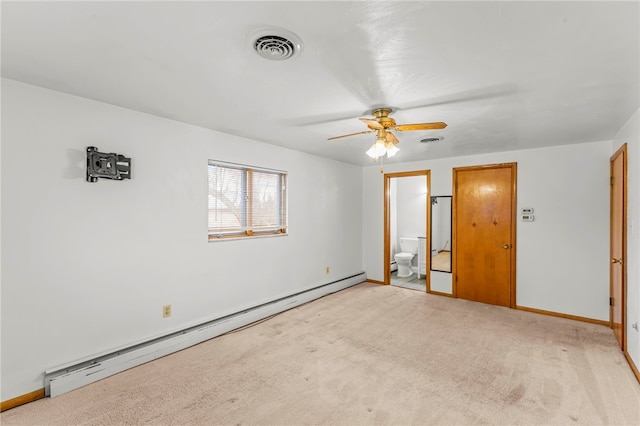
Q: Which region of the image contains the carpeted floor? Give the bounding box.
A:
[3,282,639,425]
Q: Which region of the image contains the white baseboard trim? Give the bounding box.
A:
[45,272,366,397]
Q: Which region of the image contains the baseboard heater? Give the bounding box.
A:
[45,272,366,397]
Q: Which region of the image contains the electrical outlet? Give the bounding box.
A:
[325,266,330,274]
[163,304,172,318]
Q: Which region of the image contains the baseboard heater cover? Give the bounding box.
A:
[45,272,366,398]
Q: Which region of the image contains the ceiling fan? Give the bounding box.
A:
[327,108,447,160]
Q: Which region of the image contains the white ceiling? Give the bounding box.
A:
[2,1,638,166]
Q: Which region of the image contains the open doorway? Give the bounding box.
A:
[384,171,430,291]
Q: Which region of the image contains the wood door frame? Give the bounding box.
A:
[452,162,517,308]
[610,143,627,350]
[384,170,431,289]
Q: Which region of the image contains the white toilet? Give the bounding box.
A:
[394,237,419,278]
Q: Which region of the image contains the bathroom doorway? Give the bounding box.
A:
[384,170,430,291]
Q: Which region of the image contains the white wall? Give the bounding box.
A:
[0,79,363,401]
[612,108,640,371]
[363,140,612,321]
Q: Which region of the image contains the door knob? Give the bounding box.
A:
[611,258,624,265]
[503,243,510,249]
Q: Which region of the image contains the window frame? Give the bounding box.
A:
[207,160,288,241]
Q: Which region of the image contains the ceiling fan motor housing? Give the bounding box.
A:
[371,108,396,128]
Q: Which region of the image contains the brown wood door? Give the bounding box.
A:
[453,163,516,307]
[610,144,626,350]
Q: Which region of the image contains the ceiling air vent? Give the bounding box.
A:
[420,137,440,144]
[249,27,303,61]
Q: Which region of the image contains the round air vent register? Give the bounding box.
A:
[249,27,303,61]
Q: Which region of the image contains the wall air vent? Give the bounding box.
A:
[249,27,303,61]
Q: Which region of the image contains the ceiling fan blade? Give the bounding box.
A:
[386,132,399,145]
[394,122,447,131]
[359,118,384,129]
[327,130,375,140]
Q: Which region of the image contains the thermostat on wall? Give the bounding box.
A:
[521,214,535,222]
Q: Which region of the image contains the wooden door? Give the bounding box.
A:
[453,163,516,307]
[610,144,626,350]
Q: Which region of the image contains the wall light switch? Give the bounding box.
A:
[521,214,535,222]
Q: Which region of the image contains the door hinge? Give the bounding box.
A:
[610,176,614,186]
[610,297,614,306]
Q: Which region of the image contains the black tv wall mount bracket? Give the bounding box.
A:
[86,146,131,182]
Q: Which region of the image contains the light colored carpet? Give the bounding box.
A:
[3,283,639,425]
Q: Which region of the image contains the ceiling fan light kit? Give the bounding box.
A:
[328,107,447,161]
[385,143,400,157]
[366,132,399,159]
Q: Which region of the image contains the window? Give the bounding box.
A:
[208,160,287,240]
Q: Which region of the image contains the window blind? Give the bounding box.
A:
[208,161,287,238]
